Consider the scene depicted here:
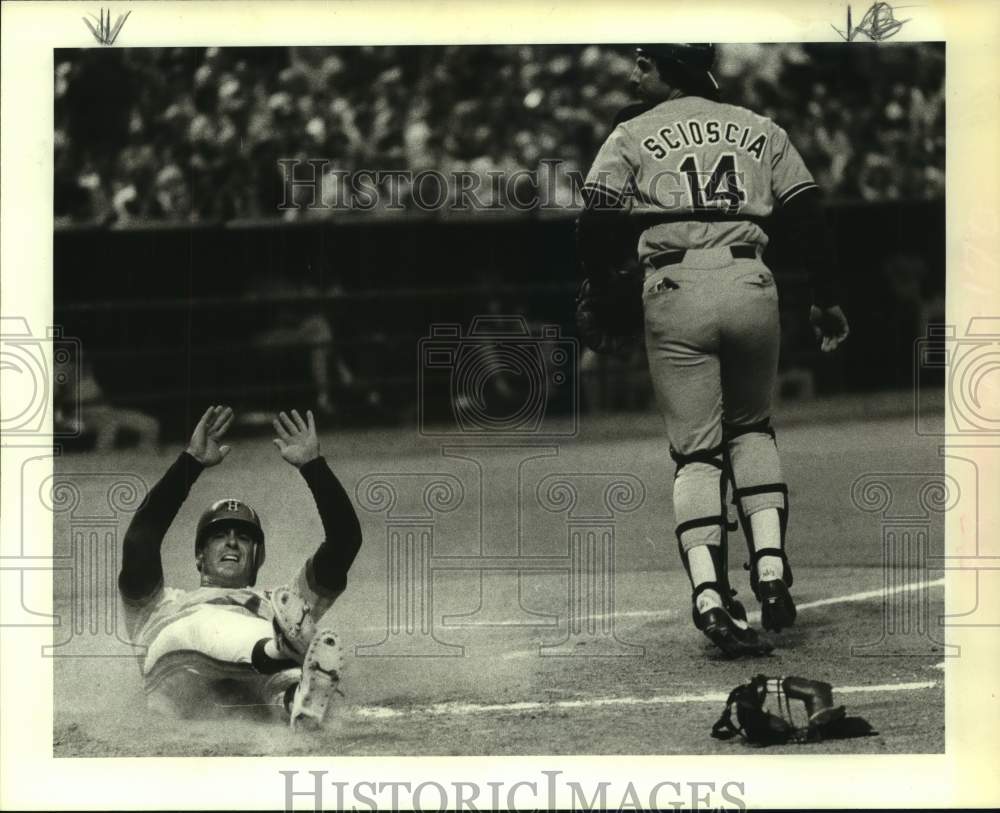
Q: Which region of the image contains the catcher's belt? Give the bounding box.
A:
[649,243,758,269]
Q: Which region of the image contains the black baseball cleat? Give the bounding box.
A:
[757,579,797,632]
[695,606,773,658]
[725,593,748,624]
[690,590,748,627]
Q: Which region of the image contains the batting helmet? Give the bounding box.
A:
[635,43,720,100]
[195,498,266,585]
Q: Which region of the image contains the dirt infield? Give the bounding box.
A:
[52,408,947,756]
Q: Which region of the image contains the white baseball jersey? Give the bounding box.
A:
[123,584,273,653]
[122,561,337,696]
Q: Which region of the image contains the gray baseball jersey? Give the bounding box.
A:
[580,94,803,558]
[583,96,817,261]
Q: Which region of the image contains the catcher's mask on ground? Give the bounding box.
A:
[711,674,877,746]
[195,499,266,587]
[633,43,720,102]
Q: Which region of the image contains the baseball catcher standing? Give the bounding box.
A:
[576,44,849,656]
[118,405,363,727]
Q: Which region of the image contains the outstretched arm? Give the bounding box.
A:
[273,410,363,598]
[118,406,233,601]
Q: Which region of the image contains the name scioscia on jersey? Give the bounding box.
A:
[583,97,818,254]
[640,118,769,162]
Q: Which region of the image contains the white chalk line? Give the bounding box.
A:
[587,575,946,625]
[745,576,945,623]
[492,577,946,659]
[352,575,946,636]
[795,577,944,612]
[352,579,946,718]
[356,578,945,668]
[353,680,940,720]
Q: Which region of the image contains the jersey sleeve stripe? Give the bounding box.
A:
[582,180,625,197]
[581,180,627,208]
[777,181,818,205]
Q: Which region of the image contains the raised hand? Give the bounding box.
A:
[186,405,234,467]
[809,305,850,353]
[272,409,320,468]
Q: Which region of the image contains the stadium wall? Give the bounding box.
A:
[54,199,944,439]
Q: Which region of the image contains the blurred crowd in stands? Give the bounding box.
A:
[55,43,944,226]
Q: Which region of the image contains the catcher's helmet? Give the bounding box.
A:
[195,498,266,585]
[636,43,720,100]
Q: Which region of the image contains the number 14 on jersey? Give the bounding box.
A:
[679,153,746,215]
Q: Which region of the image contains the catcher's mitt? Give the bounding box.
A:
[575,268,645,355]
[711,675,877,746]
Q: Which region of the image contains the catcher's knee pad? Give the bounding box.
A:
[725,418,785,513]
[671,443,729,553]
[723,418,792,590]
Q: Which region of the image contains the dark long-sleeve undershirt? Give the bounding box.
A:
[298,456,363,596]
[576,200,635,285]
[118,452,363,602]
[119,451,204,601]
[775,185,840,307]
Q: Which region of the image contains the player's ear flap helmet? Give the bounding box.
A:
[195,499,266,586]
[636,43,720,101]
